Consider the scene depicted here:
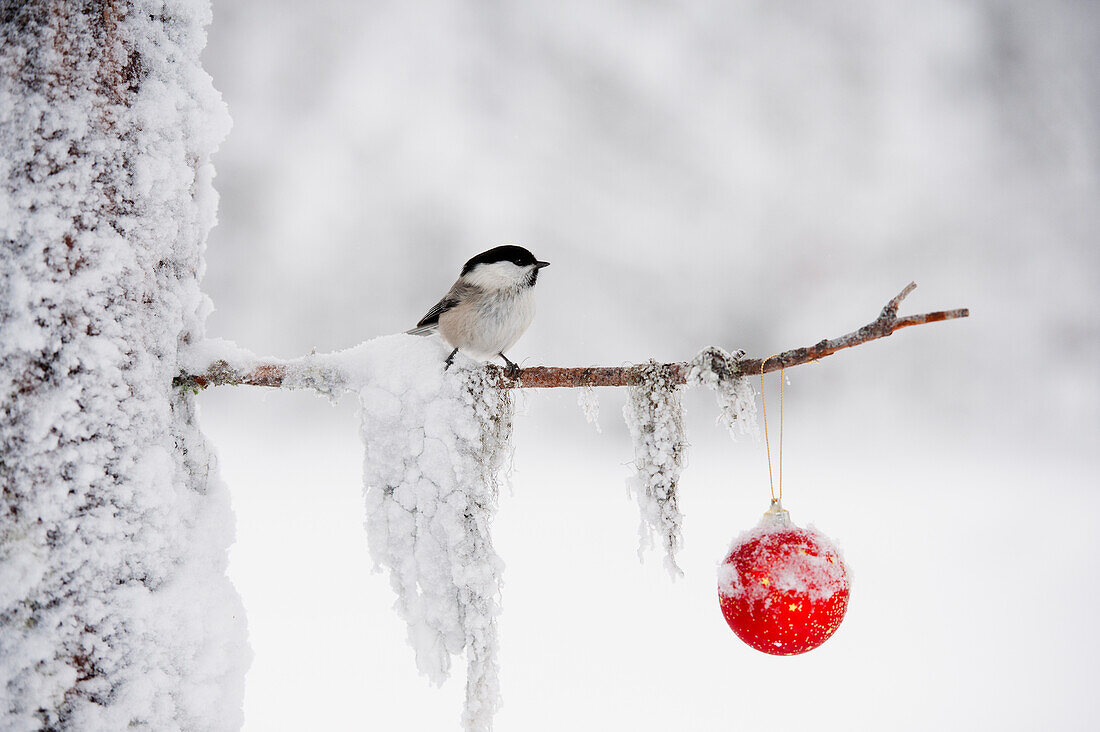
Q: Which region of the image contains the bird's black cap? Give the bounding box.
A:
[461,245,548,276]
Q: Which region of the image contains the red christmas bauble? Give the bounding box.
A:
[718,502,850,655]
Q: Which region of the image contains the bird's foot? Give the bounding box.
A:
[499,353,521,379]
[444,347,459,371]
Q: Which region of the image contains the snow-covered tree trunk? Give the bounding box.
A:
[0,2,247,729]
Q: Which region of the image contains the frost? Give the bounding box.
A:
[689,346,759,440]
[1,3,246,730]
[623,361,688,578]
[357,335,513,732]
[577,385,602,433]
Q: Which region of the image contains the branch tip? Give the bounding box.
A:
[882,281,918,321]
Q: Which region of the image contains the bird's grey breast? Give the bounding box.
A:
[439,285,535,358]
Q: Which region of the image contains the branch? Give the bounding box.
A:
[175,282,968,393]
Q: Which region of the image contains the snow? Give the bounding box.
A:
[176,333,520,729]
[1,2,246,730]
[355,335,513,732]
[623,361,688,578]
[179,337,261,377]
[717,503,850,603]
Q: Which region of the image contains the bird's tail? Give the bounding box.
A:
[406,325,437,337]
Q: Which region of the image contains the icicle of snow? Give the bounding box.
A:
[623,361,688,579]
[357,335,512,732]
[577,385,602,433]
[1,2,246,730]
[689,346,759,440]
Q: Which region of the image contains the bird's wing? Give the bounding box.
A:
[407,280,470,335]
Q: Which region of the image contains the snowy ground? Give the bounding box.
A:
[201,382,1099,731]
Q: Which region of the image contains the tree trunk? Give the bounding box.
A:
[0,2,247,729]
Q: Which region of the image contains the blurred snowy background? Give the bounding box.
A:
[197,1,1099,729]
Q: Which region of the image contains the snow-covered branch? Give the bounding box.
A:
[176,282,969,395]
[164,282,967,731]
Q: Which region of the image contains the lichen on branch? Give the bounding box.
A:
[623,361,688,578]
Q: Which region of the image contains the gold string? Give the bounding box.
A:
[760,355,784,502]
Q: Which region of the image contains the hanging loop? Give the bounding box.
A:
[760,355,785,502]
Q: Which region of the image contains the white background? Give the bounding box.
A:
[198,2,1099,729]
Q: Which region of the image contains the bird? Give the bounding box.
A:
[407,245,550,375]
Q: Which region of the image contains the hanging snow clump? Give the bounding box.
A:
[358,334,513,732]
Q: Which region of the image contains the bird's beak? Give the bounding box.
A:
[536,261,550,268]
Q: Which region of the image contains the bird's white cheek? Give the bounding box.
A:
[465,262,527,290]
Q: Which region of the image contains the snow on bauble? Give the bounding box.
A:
[717,500,850,655]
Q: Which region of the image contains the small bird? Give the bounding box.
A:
[407,245,550,375]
